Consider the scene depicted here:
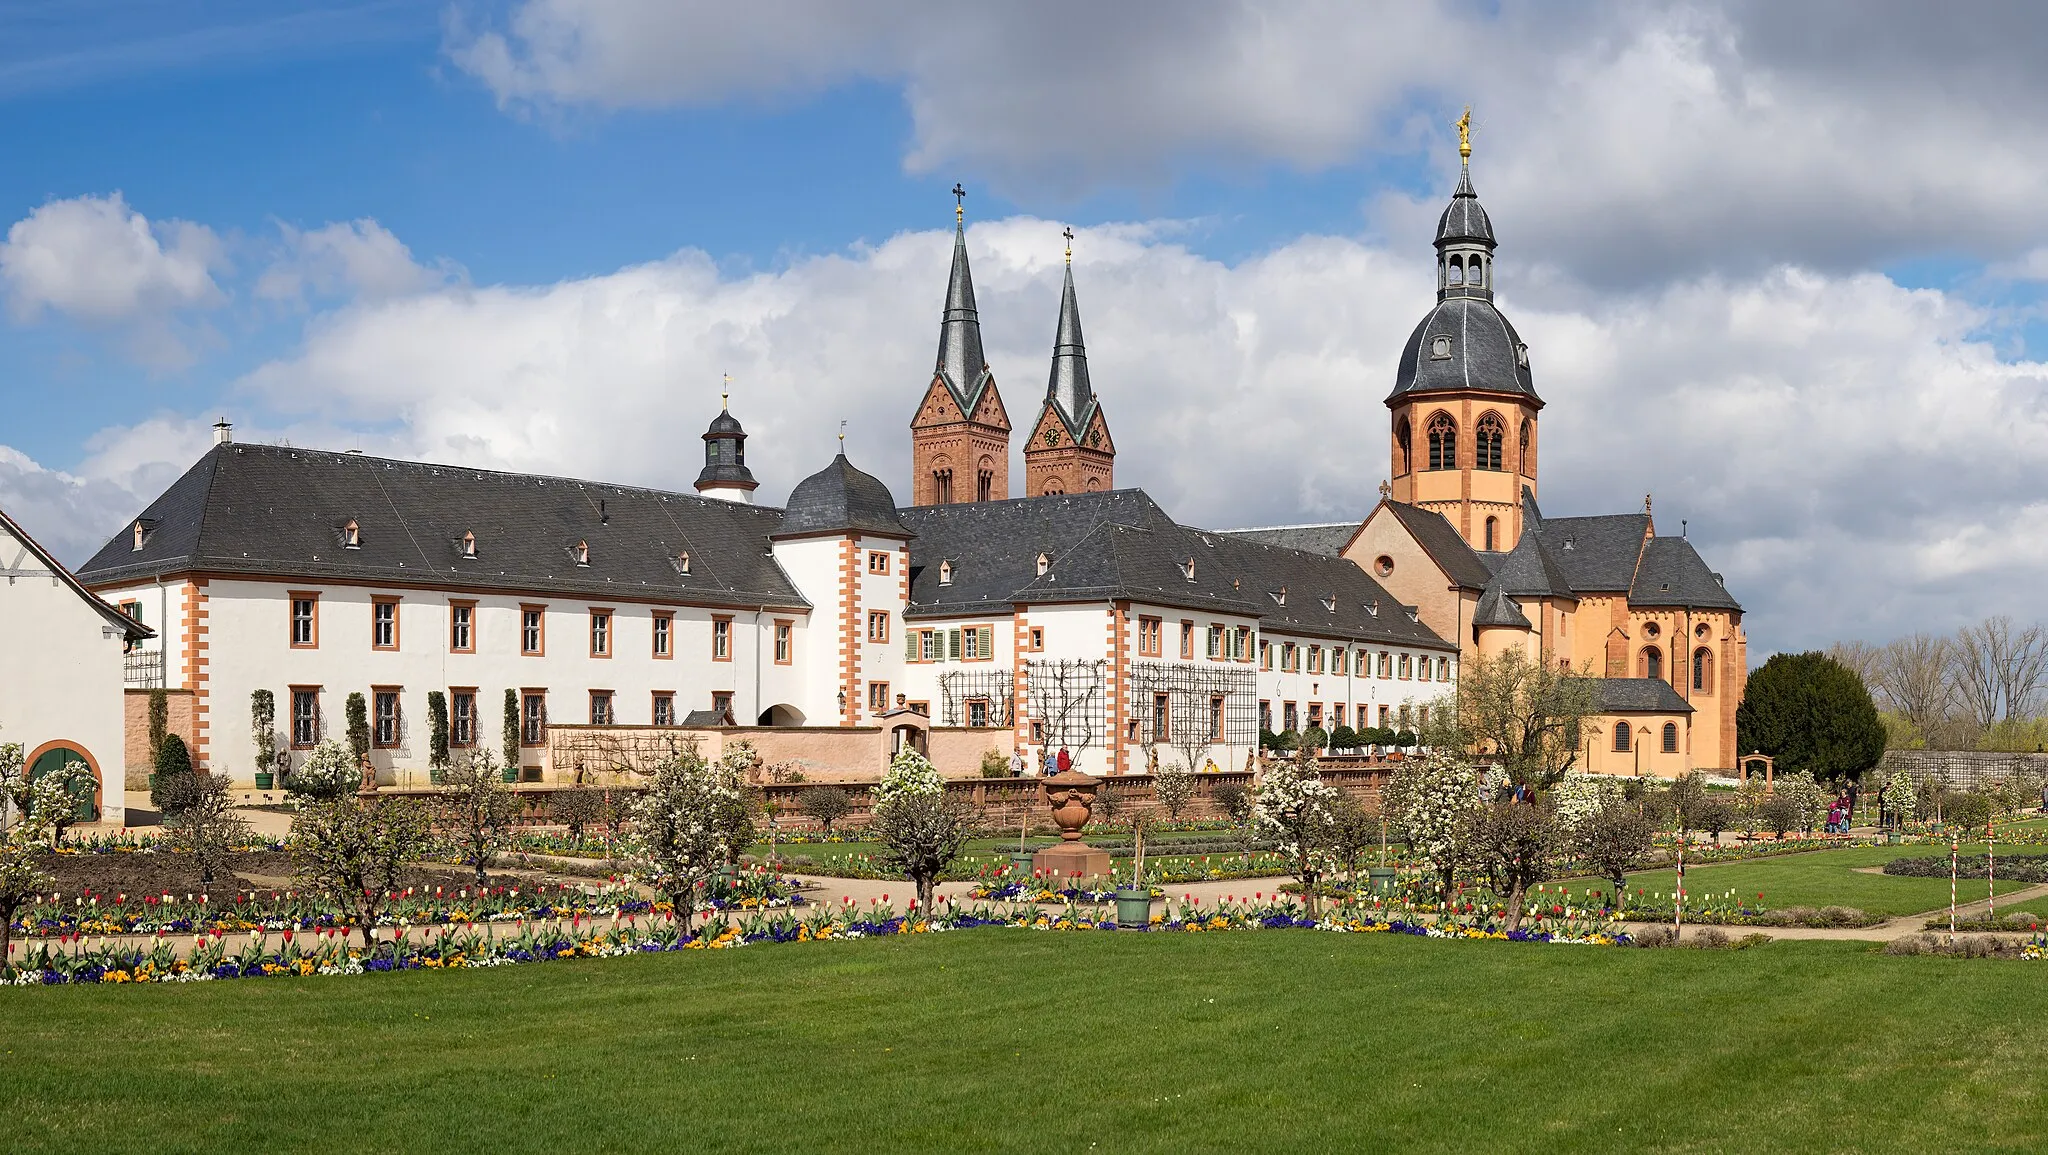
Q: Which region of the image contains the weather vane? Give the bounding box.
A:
[722,373,731,410]
[1456,106,1472,162]
[1063,226,1074,265]
[838,420,847,449]
[952,182,966,226]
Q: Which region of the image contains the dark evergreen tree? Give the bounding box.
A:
[1736,651,1886,785]
[344,692,370,769]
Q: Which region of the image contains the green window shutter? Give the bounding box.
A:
[948,628,962,659]
[979,626,993,658]
[905,631,919,662]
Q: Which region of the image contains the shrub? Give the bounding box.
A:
[147,688,168,760]
[1575,799,1655,901]
[427,691,451,771]
[1694,798,1734,842]
[1153,763,1197,822]
[163,771,249,885]
[149,733,193,810]
[291,795,433,949]
[438,750,519,885]
[502,689,521,774]
[1760,794,1800,839]
[551,785,604,845]
[871,747,976,910]
[1330,725,1359,752]
[1301,726,1329,752]
[250,690,277,779]
[286,739,357,802]
[1945,791,1994,832]
[979,749,1012,778]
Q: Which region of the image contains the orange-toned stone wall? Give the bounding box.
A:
[122,688,198,789]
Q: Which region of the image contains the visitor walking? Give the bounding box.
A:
[1055,747,1072,774]
[1010,750,1028,778]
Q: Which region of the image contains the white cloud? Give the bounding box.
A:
[256,219,456,304]
[0,192,226,366]
[200,215,2048,655]
[447,1,2048,282]
[0,416,212,569]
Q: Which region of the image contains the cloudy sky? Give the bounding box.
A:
[4,0,2046,660]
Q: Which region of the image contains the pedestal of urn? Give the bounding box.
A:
[1032,769,1112,883]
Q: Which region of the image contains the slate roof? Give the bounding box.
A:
[1044,262,1098,440]
[1486,524,1577,601]
[75,443,810,611]
[934,221,994,416]
[1471,584,1530,628]
[1528,513,1649,592]
[1215,522,1358,558]
[1435,163,1495,246]
[696,407,757,490]
[1586,677,1695,714]
[1390,296,1538,403]
[905,490,1454,650]
[776,454,909,540]
[1,505,151,639]
[1630,535,1742,610]
[1382,502,1495,589]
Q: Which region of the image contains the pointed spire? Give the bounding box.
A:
[934,185,991,412]
[1046,241,1094,437]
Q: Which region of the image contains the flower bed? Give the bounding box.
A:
[1884,853,2048,883]
[3,893,1644,987]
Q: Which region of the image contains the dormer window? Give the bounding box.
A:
[1366,600,1380,617]
[1271,587,1287,607]
[1515,343,1530,368]
[1036,552,1050,577]
[574,540,590,567]
[1562,535,1576,551]
[131,519,156,552]
[343,519,361,549]
[1430,335,1452,360]
[674,550,690,575]
[1180,557,1196,583]
[938,560,954,586]
[460,532,477,559]
[1321,595,1337,614]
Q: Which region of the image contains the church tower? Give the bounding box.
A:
[910,187,1012,505]
[1023,229,1115,496]
[1385,112,1543,554]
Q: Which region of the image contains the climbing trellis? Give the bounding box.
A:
[1127,661,1259,748]
[938,669,1015,728]
[1024,660,1106,751]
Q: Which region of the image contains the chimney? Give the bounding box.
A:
[213,418,233,445]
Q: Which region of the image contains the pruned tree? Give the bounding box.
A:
[291,796,433,950]
[1382,750,1480,899]
[551,784,604,847]
[798,785,853,835]
[149,732,193,811]
[285,738,357,802]
[632,739,743,928]
[1324,790,1381,884]
[1212,781,1255,861]
[1470,801,1559,931]
[426,691,451,774]
[344,692,371,770]
[870,746,976,912]
[250,690,277,781]
[147,688,169,761]
[1153,762,1197,823]
[1254,753,1339,916]
[158,770,249,885]
[502,689,522,775]
[0,772,70,972]
[438,749,519,886]
[1452,649,1595,787]
[1573,799,1655,907]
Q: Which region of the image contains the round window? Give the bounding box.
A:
[1644,622,1661,638]
[1374,556,1395,577]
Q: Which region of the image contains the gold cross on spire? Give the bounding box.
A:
[952,182,966,226]
[839,420,847,450]
[1063,226,1074,265]
[1456,107,1472,162]
[722,373,731,410]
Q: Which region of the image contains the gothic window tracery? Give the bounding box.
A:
[1476,412,1505,471]
[1426,413,1456,471]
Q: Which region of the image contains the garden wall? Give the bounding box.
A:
[546,723,1010,784]
[122,688,197,789]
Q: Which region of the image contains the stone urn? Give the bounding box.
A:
[1044,769,1100,840]
[1033,770,1112,884]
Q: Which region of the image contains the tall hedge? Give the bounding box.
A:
[427,691,450,770]
[149,732,194,810]
[147,688,169,760]
[1736,651,1886,785]
[502,689,521,775]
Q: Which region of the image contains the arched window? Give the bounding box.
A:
[1475,412,1504,471]
[1395,417,1412,475]
[1693,647,1715,693]
[1661,722,1679,753]
[1468,258,1483,287]
[1519,418,1532,473]
[1426,413,1456,471]
[1447,257,1464,285]
[1483,516,1498,551]
[1641,646,1663,681]
[1613,725,1631,753]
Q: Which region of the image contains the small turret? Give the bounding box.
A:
[695,388,757,503]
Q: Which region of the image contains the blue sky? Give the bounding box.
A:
[9,1,2048,656]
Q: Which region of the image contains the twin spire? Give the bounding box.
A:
[914,185,1114,503]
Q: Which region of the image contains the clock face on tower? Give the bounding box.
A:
[1043,429,1061,447]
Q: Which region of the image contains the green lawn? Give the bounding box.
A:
[6,931,2048,1152]
[1553,843,2045,917]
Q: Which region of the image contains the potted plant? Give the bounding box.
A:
[251,690,277,790]
[1113,811,1154,927]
